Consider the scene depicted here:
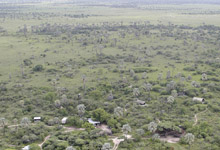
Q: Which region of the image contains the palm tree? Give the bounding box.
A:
[107,91,113,101]
[82,74,86,92]
[101,143,111,150]
[167,96,174,104]
[142,72,147,79]
[143,83,152,100]
[0,118,7,136]
[13,118,18,132]
[171,90,178,98]
[54,100,61,108]
[157,73,162,81]
[184,133,195,150]
[114,107,124,117]
[167,96,175,113]
[130,69,135,77]
[51,79,57,89]
[133,88,140,97]
[122,124,131,138]
[166,70,171,80]
[152,133,160,141]
[61,94,68,106]
[66,146,76,150]
[77,104,86,118]
[202,73,207,81]
[148,122,157,133]
[21,117,31,128]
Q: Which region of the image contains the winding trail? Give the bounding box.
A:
[160,136,180,143]
[38,126,85,149]
[193,108,208,126]
[38,135,50,150]
[111,134,133,150]
[112,137,124,150]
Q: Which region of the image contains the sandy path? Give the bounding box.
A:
[38,126,85,149]
[38,135,51,150]
[63,126,85,133]
[193,108,208,126]
[112,137,124,150]
[111,134,132,150]
[160,136,180,143]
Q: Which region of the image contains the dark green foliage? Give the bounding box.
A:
[33,65,44,72]
[23,59,32,66]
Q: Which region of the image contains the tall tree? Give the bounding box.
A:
[21,117,31,127]
[114,107,124,117]
[122,124,131,138]
[143,83,152,100]
[77,104,86,118]
[54,100,61,108]
[148,122,157,133]
[66,146,76,150]
[184,133,195,150]
[101,143,111,150]
[157,73,162,81]
[142,72,147,79]
[0,118,7,136]
[171,90,178,98]
[82,74,86,92]
[166,70,171,80]
[167,96,175,112]
[202,73,207,81]
[61,94,68,106]
[133,88,140,97]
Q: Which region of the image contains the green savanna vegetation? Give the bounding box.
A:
[0,0,220,150]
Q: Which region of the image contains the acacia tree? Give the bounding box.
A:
[184,133,195,150]
[77,104,86,118]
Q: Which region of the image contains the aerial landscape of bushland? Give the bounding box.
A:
[0,0,220,150]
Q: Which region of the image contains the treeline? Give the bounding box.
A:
[1,0,220,4]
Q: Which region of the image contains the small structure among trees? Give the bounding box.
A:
[33,117,41,122]
[88,118,100,126]
[22,145,30,150]
[136,99,147,106]
[192,97,205,103]
[61,117,68,124]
